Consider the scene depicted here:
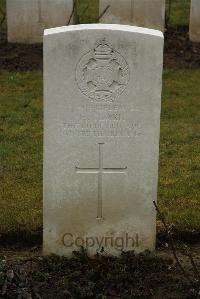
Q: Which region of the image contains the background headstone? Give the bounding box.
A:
[99,0,132,25]
[6,0,74,44]
[99,0,166,31]
[189,0,200,42]
[44,24,164,257]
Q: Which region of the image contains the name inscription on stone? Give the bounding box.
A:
[63,104,142,138]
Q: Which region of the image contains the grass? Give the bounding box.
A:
[0,71,43,233]
[75,0,99,23]
[159,69,200,231]
[166,0,191,26]
[0,69,200,234]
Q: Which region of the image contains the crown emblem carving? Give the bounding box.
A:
[94,39,113,60]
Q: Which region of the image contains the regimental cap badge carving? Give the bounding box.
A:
[76,38,130,103]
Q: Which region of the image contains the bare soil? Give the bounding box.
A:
[164,25,200,69]
[0,245,199,299]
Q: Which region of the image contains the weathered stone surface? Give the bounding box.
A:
[99,0,165,31]
[43,24,164,257]
[189,0,200,42]
[6,0,73,44]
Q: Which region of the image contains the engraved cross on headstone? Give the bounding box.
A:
[75,143,127,220]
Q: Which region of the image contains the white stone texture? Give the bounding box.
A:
[189,0,200,42]
[99,0,165,31]
[43,24,164,257]
[6,0,73,43]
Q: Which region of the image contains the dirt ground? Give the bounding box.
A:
[0,231,199,298]
[164,25,200,68]
[0,26,200,71]
[0,244,199,299]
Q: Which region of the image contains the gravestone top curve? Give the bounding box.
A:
[44,23,163,38]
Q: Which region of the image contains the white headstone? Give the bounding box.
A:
[6,0,74,44]
[99,0,165,31]
[189,0,200,42]
[43,24,164,257]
